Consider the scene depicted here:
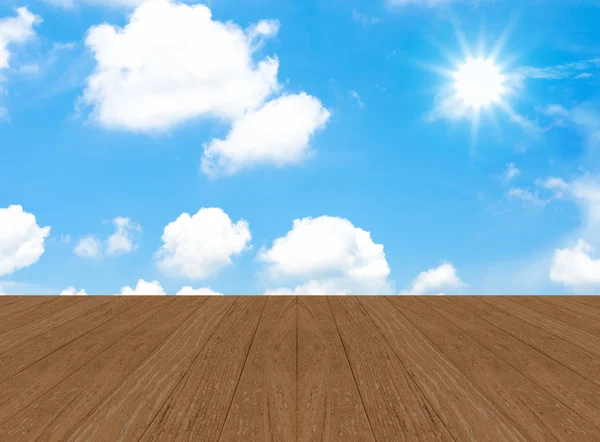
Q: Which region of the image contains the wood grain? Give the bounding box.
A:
[572,296,600,309]
[424,296,600,432]
[220,296,296,441]
[546,296,600,321]
[361,296,526,441]
[0,296,71,321]
[0,297,169,426]
[0,297,132,383]
[388,296,599,441]
[484,297,600,358]
[297,296,374,442]
[0,297,108,356]
[455,296,600,388]
[0,297,202,442]
[139,297,266,442]
[329,296,453,441]
[63,296,237,442]
[512,296,600,338]
[0,295,598,441]
[0,297,83,338]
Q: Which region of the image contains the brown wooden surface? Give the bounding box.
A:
[0,295,599,441]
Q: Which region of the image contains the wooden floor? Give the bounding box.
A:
[0,296,599,441]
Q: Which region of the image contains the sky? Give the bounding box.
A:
[2,0,600,295]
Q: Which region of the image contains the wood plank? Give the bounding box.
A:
[138,297,266,442]
[361,296,526,441]
[0,297,206,442]
[572,296,600,310]
[0,296,31,307]
[329,296,453,442]
[220,297,296,441]
[297,296,374,442]
[0,297,132,383]
[424,296,600,433]
[0,297,170,426]
[0,296,62,321]
[545,297,600,322]
[455,297,600,388]
[62,296,237,442]
[0,298,85,338]
[388,296,595,441]
[484,297,600,358]
[0,297,107,356]
[527,297,600,337]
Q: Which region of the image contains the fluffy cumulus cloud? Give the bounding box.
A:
[259,216,392,295]
[107,216,141,255]
[543,174,600,291]
[176,286,222,296]
[0,7,41,71]
[201,93,330,176]
[81,0,329,176]
[0,7,41,116]
[73,216,141,258]
[60,286,88,296]
[81,0,280,131]
[550,240,600,292]
[155,208,251,279]
[406,262,465,295]
[0,205,51,277]
[119,279,165,295]
[74,235,102,258]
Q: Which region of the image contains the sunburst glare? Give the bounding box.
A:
[453,56,506,110]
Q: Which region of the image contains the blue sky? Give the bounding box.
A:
[2,0,600,295]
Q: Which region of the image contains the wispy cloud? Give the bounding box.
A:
[349,90,365,108]
[352,9,381,26]
[515,58,600,82]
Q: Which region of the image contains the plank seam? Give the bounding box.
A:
[480,297,600,358]
[2,298,180,431]
[326,297,377,442]
[56,297,212,442]
[215,297,269,442]
[432,298,600,433]
[464,297,600,393]
[0,297,138,386]
[358,297,458,442]
[385,296,535,441]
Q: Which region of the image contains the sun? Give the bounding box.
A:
[452,56,506,110]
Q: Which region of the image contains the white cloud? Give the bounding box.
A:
[407,262,465,295]
[503,162,520,182]
[81,0,329,176]
[74,235,102,258]
[352,10,380,25]
[259,216,392,295]
[265,279,349,295]
[155,207,251,279]
[119,279,165,295]
[106,216,141,255]
[550,240,600,292]
[201,93,330,176]
[73,216,141,258]
[0,7,41,71]
[516,58,600,82]
[60,286,87,295]
[176,286,222,295]
[508,187,549,206]
[349,90,365,108]
[81,0,280,132]
[0,205,51,277]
